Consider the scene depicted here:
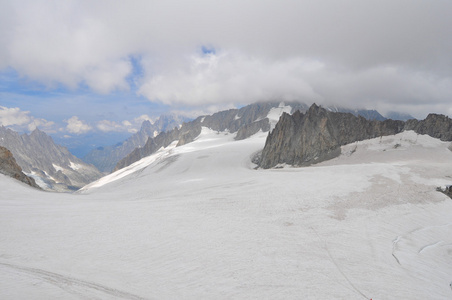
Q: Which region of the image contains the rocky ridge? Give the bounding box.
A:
[0,146,40,188]
[114,102,395,172]
[0,127,102,192]
[83,115,190,173]
[258,104,452,169]
[114,102,299,171]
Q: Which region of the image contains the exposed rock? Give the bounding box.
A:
[235,118,271,140]
[0,146,40,188]
[405,113,452,141]
[114,101,403,172]
[437,185,452,199]
[258,104,406,168]
[114,123,189,171]
[83,115,190,172]
[0,126,102,192]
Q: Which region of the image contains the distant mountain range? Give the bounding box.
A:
[114,102,405,172]
[0,126,102,192]
[82,115,191,173]
[0,102,419,191]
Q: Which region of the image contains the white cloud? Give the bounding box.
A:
[122,120,132,127]
[27,118,55,132]
[65,116,92,134]
[96,119,133,133]
[0,106,55,132]
[138,52,322,106]
[138,51,452,118]
[96,116,152,133]
[0,0,452,117]
[0,106,31,126]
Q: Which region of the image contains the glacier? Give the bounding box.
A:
[1,129,452,299]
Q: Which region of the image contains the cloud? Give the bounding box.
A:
[0,106,30,126]
[27,118,55,132]
[0,0,452,118]
[96,120,123,132]
[0,106,55,132]
[96,115,153,133]
[65,116,92,134]
[138,51,452,118]
[139,51,322,106]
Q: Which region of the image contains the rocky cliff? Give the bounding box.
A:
[258,104,452,169]
[258,104,405,168]
[0,127,102,192]
[0,146,40,188]
[405,113,452,141]
[83,115,190,172]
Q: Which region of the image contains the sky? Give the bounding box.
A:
[1,0,452,156]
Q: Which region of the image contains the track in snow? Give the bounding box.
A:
[0,262,148,300]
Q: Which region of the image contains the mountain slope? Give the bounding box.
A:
[113,102,300,171]
[0,126,102,191]
[83,115,190,173]
[114,102,391,172]
[0,146,40,188]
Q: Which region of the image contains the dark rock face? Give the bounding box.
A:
[437,185,452,199]
[0,146,40,188]
[83,115,190,172]
[405,113,452,141]
[0,127,102,192]
[235,118,271,140]
[258,104,407,168]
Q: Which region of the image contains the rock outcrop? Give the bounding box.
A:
[258,104,405,168]
[438,185,452,199]
[405,113,452,141]
[0,127,102,192]
[0,146,40,188]
[235,118,271,140]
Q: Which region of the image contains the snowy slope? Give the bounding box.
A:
[1,129,452,299]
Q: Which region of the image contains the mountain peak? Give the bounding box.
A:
[140,120,152,130]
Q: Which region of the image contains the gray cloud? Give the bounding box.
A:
[1,0,451,118]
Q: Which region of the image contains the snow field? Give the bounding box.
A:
[1,129,452,299]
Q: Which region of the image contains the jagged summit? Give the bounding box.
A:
[83,114,190,172]
[258,103,452,169]
[113,102,412,172]
[113,102,307,171]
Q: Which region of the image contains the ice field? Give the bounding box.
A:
[1,129,452,299]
